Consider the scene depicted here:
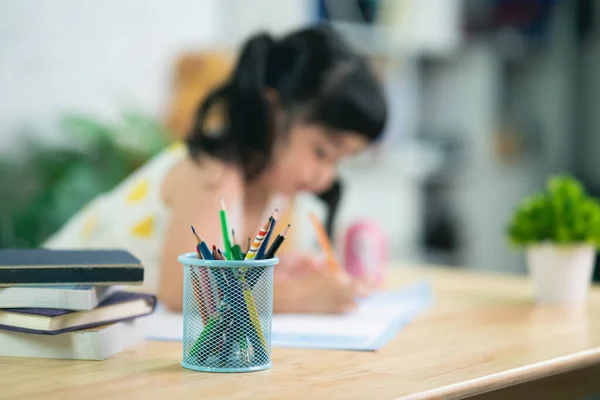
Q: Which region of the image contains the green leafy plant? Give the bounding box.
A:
[0,110,171,248]
[507,174,600,248]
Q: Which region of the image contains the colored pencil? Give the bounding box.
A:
[256,209,277,260]
[309,212,340,272]
[192,227,214,261]
[212,245,228,286]
[231,229,239,246]
[265,224,290,259]
[191,225,202,244]
[194,244,218,315]
[218,304,236,365]
[192,279,208,324]
[189,203,297,364]
[218,248,266,350]
[242,237,251,259]
[189,227,210,323]
[216,249,267,358]
[244,217,273,260]
[246,224,289,288]
[231,229,243,261]
[211,248,248,359]
[219,197,233,260]
[190,313,220,361]
[194,236,230,301]
[188,229,226,357]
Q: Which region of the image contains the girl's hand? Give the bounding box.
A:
[275,251,325,278]
[273,253,372,314]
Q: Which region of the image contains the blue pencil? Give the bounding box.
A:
[255,209,277,260]
[191,226,214,260]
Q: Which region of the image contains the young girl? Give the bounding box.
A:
[44,24,387,313]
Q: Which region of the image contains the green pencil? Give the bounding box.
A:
[219,197,233,260]
[231,229,243,261]
[190,314,220,360]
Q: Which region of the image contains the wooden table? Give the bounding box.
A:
[2,266,600,400]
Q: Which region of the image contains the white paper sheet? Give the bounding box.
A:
[141,280,432,351]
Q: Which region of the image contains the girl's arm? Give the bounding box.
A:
[157,160,241,311]
[156,159,369,313]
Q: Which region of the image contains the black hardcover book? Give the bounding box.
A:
[0,249,144,286]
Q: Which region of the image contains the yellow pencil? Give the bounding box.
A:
[309,212,341,272]
[240,279,267,350]
[216,249,267,350]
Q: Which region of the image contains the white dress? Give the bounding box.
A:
[43,142,289,293]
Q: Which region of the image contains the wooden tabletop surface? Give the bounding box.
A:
[1,265,600,400]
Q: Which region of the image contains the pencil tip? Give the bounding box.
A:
[190,225,196,233]
[220,197,226,210]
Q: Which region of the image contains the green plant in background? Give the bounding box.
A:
[0,111,171,248]
[507,174,600,248]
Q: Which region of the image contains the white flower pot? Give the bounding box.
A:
[527,243,596,305]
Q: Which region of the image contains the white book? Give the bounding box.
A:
[0,285,118,310]
[0,320,141,360]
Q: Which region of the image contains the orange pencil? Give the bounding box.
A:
[309,212,340,272]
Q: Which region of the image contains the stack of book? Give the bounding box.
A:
[0,249,156,360]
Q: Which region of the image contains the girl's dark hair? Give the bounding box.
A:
[187,24,387,237]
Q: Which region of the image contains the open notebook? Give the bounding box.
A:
[142,280,432,351]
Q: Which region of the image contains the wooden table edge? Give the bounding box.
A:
[397,347,600,400]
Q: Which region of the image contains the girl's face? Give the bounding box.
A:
[260,122,368,196]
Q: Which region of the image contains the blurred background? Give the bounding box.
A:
[1,0,599,277]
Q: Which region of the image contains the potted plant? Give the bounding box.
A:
[507,175,600,305]
[0,110,171,248]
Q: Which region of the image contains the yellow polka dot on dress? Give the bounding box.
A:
[167,141,184,153]
[80,214,98,239]
[126,179,149,204]
[130,215,155,238]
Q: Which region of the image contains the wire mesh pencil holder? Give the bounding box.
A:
[177,252,278,373]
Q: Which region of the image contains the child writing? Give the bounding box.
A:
[44,24,387,313]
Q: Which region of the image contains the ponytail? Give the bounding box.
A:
[187,33,276,180]
[187,25,386,240]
